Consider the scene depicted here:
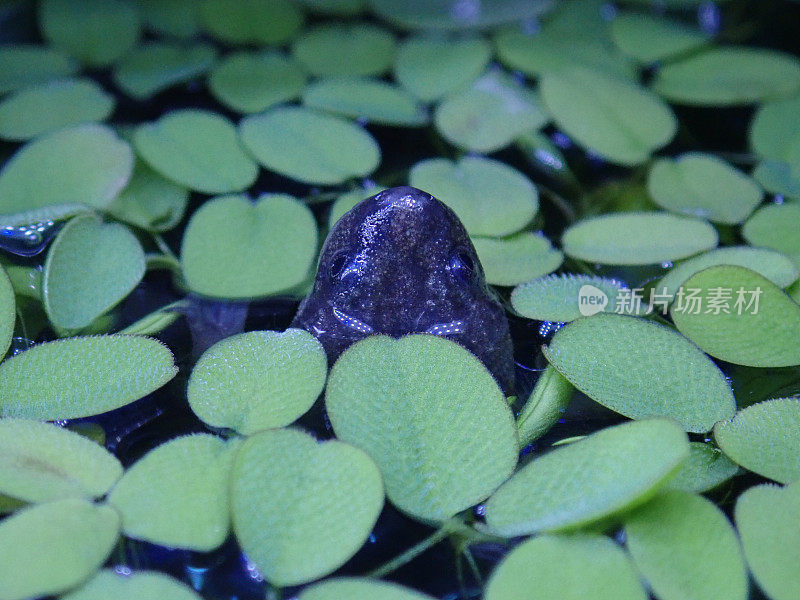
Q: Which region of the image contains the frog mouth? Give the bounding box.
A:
[333,308,465,338]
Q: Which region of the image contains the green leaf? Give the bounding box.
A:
[624,490,747,600]
[0,78,114,141]
[494,27,635,80]
[231,428,383,586]
[394,36,490,102]
[0,499,119,600]
[0,418,121,504]
[0,45,78,95]
[0,203,91,229]
[369,0,543,30]
[300,578,435,600]
[138,0,202,39]
[43,214,145,330]
[106,161,189,232]
[485,419,689,536]
[328,184,383,227]
[665,442,739,493]
[670,266,800,367]
[485,534,646,600]
[113,42,217,100]
[291,23,394,77]
[208,51,306,114]
[735,482,800,600]
[749,94,800,163]
[511,274,628,322]
[0,264,14,358]
[297,0,364,15]
[656,246,799,301]
[302,77,427,127]
[108,434,238,551]
[647,153,763,224]
[134,109,258,194]
[653,47,800,105]
[611,13,710,63]
[562,211,717,265]
[39,0,140,66]
[543,313,736,432]
[62,569,203,600]
[180,194,317,299]
[473,232,563,286]
[742,203,800,268]
[541,66,676,166]
[0,334,177,420]
[714,398,800,484]
[239,106,380,185]
[200,0,304,45]
[325,335,518,522]
[188,329,327,434]
[434,70,548,153]
[409,156,539,237]
[0,124,133,215]
[516,364,573,446]
[753,159,800,200]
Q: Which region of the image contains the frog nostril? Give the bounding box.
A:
[447,251,476,283]
[329,252,349,279]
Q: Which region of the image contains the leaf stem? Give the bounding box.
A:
[367,521,455,578]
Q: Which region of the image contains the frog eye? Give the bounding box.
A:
[447,251,476,284]
[328,251,350,280]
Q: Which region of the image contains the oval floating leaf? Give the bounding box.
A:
[485,534,646,600]
[43,214,145,330]
[188,329,327,434]
[0,78,114,141]
[134,109,257,194]
[0,418,121,504]
[0,45,78,95]
[742,203,800,268]
[544,313,735,432]
[657,246,799,302]
[239,106,380,185]
[665,442,739,493]
[292,23,394,76]
[300,578,435,600]
[671,265,800,367]
[485,419,689,536]
[326,335,518,522]
[714,398,800,484]
[624,490,747,600]
[0,334,177,420]
[541,66,676,166]
[562,211,717,265]
[434,70,548,153]
[611,13,710,63]
[0,498,119,600]
[138,0,202,39]
[39,0,140,66]
[180,194,317,299]
[394,37,490,102]
[106,161,189,232]
[653,47,800,105]
[208,51,306,114]
[735,482,800,600]
[303,77,427,126]
[511,274,628,322]
[409,156,538,237]
[113,42,216,100]
[473,232,563,286]
[0,124,133,215]
[62,569,203,600]
[200,0,303,45]
[647,153,762,224]
[749,95,800,163]
[516,364,574,446]
[231,428,383,586]
[753,159,800,200]
[0,264,14,358]
[108,434,238,551]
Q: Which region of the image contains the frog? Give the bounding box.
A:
[291,186,515,396]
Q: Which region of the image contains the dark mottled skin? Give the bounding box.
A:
[292,186,515,395]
